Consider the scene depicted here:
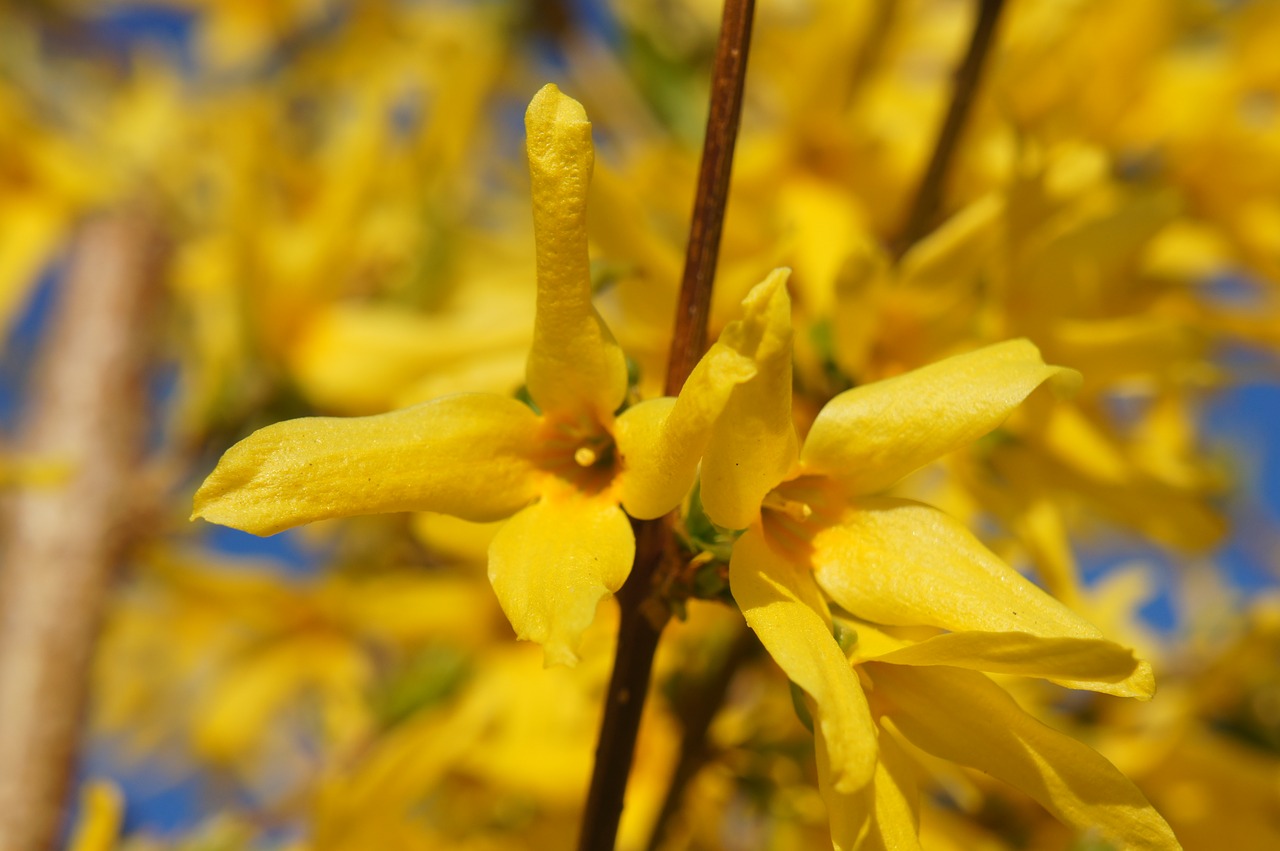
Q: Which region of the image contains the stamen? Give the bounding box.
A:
[761,491,813,522]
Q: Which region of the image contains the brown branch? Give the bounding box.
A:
[894,0,1005,258]
[578,518,673,851]
[663,0,757,395]
[0,207,164,850]
[645,624,757,851]
[579,2,757,849]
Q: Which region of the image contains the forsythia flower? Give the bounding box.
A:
[699,276,1178,849]
[67,781,123,851]
[192,85,757,666]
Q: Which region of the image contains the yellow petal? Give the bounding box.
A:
[815,720,874,851]
[193,394,541,535]
[830,233,892,381]
[288,302,530,415]
[730,528,876,797]
[701,269,801,529]
[864,728,923,851]
[488,496,634,667]
[897,194,1003,293]
[779,178,866,317]
[0,203,64,338]
[1013,491,1083,608]
[614,344,756,520]
[811,499,1152,698]
[395,348,528,408]
[524,84,628,419]
[68,781,124,851]
[1046,317,1204,388]
[869,664,1181,850]
[801,340,1079,496]
[1034,401,1130,486]
[410,512,503,564]
[863,629,1147,699]
[322,573,497,646]
[196,635,371,762]
[992,441,1226,553]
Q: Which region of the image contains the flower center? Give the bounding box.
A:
[760,475,840,558]
[761,490,813,522]
[536,413,620,497]
[573,433,613,469]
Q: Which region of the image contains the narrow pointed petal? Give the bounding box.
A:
[68,781,124,851]
[288,302,531,414]
[869,664,1181,850]
[815,722,873,851]
[801,339,1079,496]
[701,269,801,530]
[730,528,876,795]
[860,627,1149,698]
[811,499,1152,698]
[523,84,627,419]
[193,394,541,535]
[863,729,923,851]
[488,496,634,667]
[614,344,756,520]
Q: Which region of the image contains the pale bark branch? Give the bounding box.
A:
[0,207,164,851]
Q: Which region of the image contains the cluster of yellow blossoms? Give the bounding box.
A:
[189,85,1175,848]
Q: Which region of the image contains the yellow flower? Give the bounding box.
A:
[193,85,757,667]
[0,83,103,336]
[67,781,123,851]
[698,279,1175,848]
[93,548,496,772]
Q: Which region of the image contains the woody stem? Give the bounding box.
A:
[645,624,757,851]
[895,0,1005,257]
[0,207,164,849]
[577,2,756,850]
[664,0,756,394]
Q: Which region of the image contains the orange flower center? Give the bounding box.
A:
[535,412,621,498]
[760,474,841,559]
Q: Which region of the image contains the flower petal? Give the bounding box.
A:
[614,344,756,520]
[730,528,876,796]
[523,84,628,419]
[192,393,541,535]
[811,499,1152,698]
[863,728,923,851]
[68,781,124,851]
[288,302,530,415]
[701,269,801,530]
[488,496,634,667]
[800,339,1078,496]
[869,664,1180,850]
[815,721,873,851]
[855,622,1148,698]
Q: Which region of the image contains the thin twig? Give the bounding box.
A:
[664,0,757,394]
[0,207,164,850]
[645,624,757,851]
[578,519,672,851]
[578,2,757,849]
[894,0,1005,258]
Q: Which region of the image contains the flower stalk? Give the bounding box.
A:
[896,0,1006,256]
[578,1,757,849]
[645,625,757,851]
[664,0,757,395]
